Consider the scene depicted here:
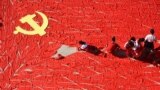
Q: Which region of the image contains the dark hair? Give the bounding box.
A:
[79,40,86,44]
[150,29,155,34]
[112,36,116,42]
[129,40,134,47]
[130,37,136,41]
[126,40,134,49]
[138,38,145,43]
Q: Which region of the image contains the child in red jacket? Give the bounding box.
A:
[107,36,120,53]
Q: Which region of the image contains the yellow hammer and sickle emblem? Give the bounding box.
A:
[14,11,48,36]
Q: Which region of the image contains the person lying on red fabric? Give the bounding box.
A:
[106,36,126,58]
[78,40,107,57]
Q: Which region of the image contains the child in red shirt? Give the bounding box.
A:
[107,36,126,58]
[107,36,120,53]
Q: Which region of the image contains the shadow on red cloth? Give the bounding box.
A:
[0,23,2,27]
[135,47,160,66]
[152,47,160,64]
[0,19,3,27]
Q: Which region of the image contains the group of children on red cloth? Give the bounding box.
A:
[53,28,159,66]
[124,37,145,58]
[79,29,158,60]
[124,29,156,59]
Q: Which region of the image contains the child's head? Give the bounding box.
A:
[130,37,136,41]
[138,38,145,43]
[126,40,134,49]
[79,40,86,45]
[150,28,155,34]
[128,40,134,47]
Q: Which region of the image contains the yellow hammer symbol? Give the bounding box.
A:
[14,11,48,36]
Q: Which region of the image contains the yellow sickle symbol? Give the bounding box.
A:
[14,11,48,36]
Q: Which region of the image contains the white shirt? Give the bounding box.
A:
[80,44,88,49]
[145,34,156,42]
[133,40,140,50]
